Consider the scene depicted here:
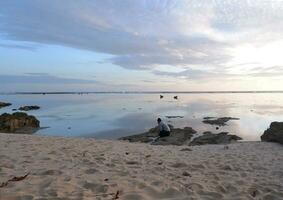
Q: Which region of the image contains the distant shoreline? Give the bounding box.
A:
[1,90,283,95]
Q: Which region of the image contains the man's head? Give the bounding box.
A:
[157,118,162,124]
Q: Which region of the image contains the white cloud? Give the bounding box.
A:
[0,0,283,80]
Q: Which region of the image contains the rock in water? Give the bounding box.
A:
[0,102,12,109]
[189,132,242,146]
[120,125,197,145]
[261,122,283,144]
[0,112,40,134]
[18,105,40,111]
[202,117,239,126]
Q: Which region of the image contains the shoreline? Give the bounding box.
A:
[1,133,283,199]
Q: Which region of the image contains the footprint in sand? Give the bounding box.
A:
[198,190,224,199]
[38,169,63,175]
[82,181,109,193]
[171,162,187,168]
[123,193,144,200]
[85,168,98,174]
[2,162,15,169]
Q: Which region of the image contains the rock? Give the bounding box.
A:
[119,125,196,145]
[182,171,191,177]
[202,117,239,126]
[0,102,12,109]
[166,116,184,119]
[189,132,242,146]
[0,112,40,134]
[18,105,40,111]
[160,95,164,99]
[174,96,178,99]
[261,122,283,144]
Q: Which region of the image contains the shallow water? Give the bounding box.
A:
[1,93,283,140]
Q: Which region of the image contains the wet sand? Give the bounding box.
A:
[0,133,283,200]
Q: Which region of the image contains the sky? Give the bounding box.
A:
[1,0,283,92]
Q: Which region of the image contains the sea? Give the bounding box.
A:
[1,92,283,141]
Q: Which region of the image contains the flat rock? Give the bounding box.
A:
[202,117,239,126]
[18,105,40,111]
[0,102,12,109]
[189,132,242,146]
[261,122,283,144]
[119,125,197,145]
[0,112,40,134]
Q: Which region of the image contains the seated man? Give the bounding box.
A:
[157,118,170,137]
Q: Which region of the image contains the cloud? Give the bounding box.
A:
[246,66,283,78]
[0,0,283,74]
[0,73,97,84]
[153,68,225,80]
[153,65,283,81]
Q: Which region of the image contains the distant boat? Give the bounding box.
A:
[174,96,178,99]
[160,95,164,99]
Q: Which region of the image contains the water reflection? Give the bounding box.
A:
[1,93,283,140]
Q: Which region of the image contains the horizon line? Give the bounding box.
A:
[1,90,283,95]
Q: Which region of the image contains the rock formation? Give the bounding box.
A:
[0,112,40,134]
[0,102,12,109]
[120,125,196,145]
[18,105,40,111]
[261,122,283,144]
[189,132,242,146]
[202,117,239,126]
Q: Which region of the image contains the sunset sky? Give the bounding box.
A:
[1,0,283,92]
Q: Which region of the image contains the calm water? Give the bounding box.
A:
[1,93,283,140]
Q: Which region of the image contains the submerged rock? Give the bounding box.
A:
[189,132,242,146]
[18,105,40,111]
[202,117,239,126]
[120,125,197,145]
[0,102,12,109]
[261,122,283,144]
[0,112,40,134]
[166,116,184,119]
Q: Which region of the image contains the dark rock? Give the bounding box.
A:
[126,161,139,165]
[174,96,178,99]
[180,148,192,151]
[119,125,196,146]
[202,117,240,126]
[166,116,184,119]
[203,117,214,120]
[261,122,283,144]
[0,112,40,134]
[189,132,242,146]
[182,171,191,177]
[0,102,12,109]
[18,105,40,111]
[160,95,164,99]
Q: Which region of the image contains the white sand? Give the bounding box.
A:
[0,133,283,200]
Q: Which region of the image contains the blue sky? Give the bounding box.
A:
[1,0,283,92]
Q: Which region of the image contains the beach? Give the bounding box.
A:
[1,133,283,200]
